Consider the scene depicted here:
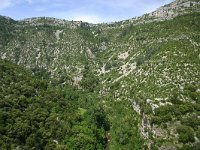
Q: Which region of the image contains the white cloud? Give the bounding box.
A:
[0,0,34,11]
[51,10,102,23]
[73,15,101,23]
[0,0,27,10]
[0,0,12,10]
[95,0,137,9]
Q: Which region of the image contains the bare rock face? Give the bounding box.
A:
[158,145,177,150]
[152,126,167,138]
[140,115,151,139]
[86,48,95,59]
[149,0,200,18]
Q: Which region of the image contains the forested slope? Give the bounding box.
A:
[0,59,110,149]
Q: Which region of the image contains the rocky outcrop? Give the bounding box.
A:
[17,17,90,29]
[149,0,200,18]
[86,48,95,59]
[140,115,151,139]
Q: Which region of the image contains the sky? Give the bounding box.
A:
[0,0,174,23]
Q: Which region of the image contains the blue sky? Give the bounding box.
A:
[0,0,174,23]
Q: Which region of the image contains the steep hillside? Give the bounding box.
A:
[0,59,112,149]
[98,12,200,149]
[0,0,200,149]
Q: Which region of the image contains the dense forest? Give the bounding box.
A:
[0,59,110,149]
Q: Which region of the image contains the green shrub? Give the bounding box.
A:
[177,125,195,143]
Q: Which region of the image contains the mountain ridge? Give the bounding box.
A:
[1,0,200,26]
[0,0,200,149]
